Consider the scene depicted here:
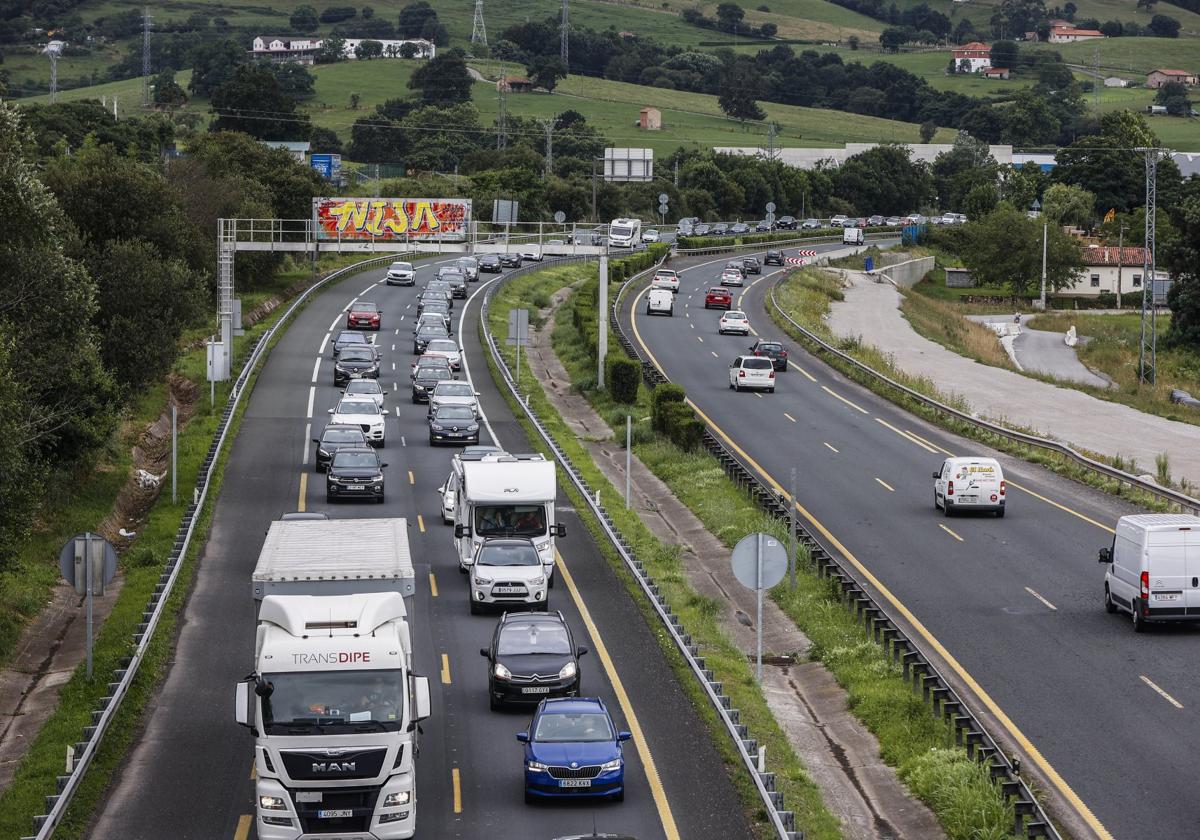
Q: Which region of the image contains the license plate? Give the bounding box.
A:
[494,586,526,594]
[957,495,978,503]
[1154,593,1180,601]
[344,485,364,490]
[318,809,353,818]
[521,686,551,694]
[559,779,591,788]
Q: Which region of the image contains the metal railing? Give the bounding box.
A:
[673,230,897,256]
[481,259,800,839]
[608,260,1064,840]
[21,253,399,840]
[765,278,1200,514]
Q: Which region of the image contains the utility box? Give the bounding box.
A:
[206,339,229,382]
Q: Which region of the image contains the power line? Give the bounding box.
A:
[560,0,569,70]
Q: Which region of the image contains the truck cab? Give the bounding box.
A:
[235,592,431,840]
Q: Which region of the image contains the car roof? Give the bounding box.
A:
[708,287,729,293]
[351,300,378,309]
[332,446,376,456]
[538,696,609,715]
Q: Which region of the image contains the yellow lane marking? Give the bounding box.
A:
[875,477,895,492]
[1007,480,1115,534]
[408,470,415,485]
[784,412,797,423]
[1140,675,1184,709]
[429,573,439,597]
[556,550,680,839]
[297,473,307,512]
[667,398,1112,839]
[906,428,954,456]
[788,360,817,382]
[452,768,463,813]
[441,653,452,684]
[821,385,869,414]
[234,815,252,840]
[417,515,425,533]
[938,523,964,542]
[875,418,938,453]
[1025,587,1057,611]
[823,442,839,453]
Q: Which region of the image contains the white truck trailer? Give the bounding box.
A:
[236,518,428,840]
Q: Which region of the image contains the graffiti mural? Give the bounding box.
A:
[312,198,471,241]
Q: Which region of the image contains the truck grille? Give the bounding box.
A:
[280,747,387,781]
[548,765,601,780]
[291,785,380,834]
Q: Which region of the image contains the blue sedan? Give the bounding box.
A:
[517,697,631,803]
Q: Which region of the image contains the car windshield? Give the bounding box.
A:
[261,669,404,734]
[498,622,572,656]
[725,311,746,320]
[332,451,378,469]
[478,541,541,566]
[337,332,367,345]
[758,343,782,352]
[418,327,448,338]
[427,340,457,353]
[442,272,464,282]
[337,400,380,415]
[475,504,547,537]
[533,711,614,743]
[435,383,474,397]
[459,258,478,268]
[425,303,449,314]
[416,366,451,379]
[709,289,726,295]
[390,262,412,271]
[323,428,365,444]
[340,348,374,362]
[744,358,773,370]
[352,302,378,313]
[346,380,381,394]
[435,406,475,421]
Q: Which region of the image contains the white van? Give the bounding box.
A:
[932,457,1005,517]
[843,227,865,246]
[646,288,674,316]
[1099,514,1200,631]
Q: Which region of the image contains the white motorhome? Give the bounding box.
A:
[436,446,506,525]
[453,454,565,582]
[1099,514,1200,631]
[607,218,642,248]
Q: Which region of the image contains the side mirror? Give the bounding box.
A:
[553,524,566,538]
[437,485,445,495]
[411,674,431,722]
[480,648,490,657]
[617,731,632,742]
[455,524,471,539]
[381,462,389,468]
[576,646,589,657]
[254,675,274,698]
[516,732,529,743]
[235,678,256,727]
[1098,548,1113,564]
[932,472,941,480]
[313,438,320,445]
[327,408,334,414]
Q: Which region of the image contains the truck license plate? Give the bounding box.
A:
[318,809,353,818]
[559,779,591,788]
[522,686,551,694]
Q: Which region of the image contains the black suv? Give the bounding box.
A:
[333,345,379,387]
[479,254,503,273]
[499,252,522,268]
[764,250,785,266]
[443,271,468,299]
[312,423,368,472]
[775,216,798,230]
[742,256,762,275]
[481,610,587,709]
[325,446,387,503]
[749,339,788,371]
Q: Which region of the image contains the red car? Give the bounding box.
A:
[347,300,381,330]
[705,287,733,310]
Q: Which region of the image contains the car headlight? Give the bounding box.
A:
[493,663,511,680]
[374,473,384,482]
[534,540,550,552]
[317,448,328,458]
[526,760,549,772]
[431,424,444,431]
[557,661,577,680]
[259,795,288,810]
[474,575,492,585]
[383,791,411,807]
[530,576,545,586]
[599,758,622,773]
[466,424,479,432]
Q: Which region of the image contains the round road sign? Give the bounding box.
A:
[730,533,787,591]
[765,201,776,213]
[765,212,776,224]
[553,211,566,224]
[658,192,669,205]
[658,203,669,215]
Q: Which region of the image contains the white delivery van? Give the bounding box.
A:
[1099,514,1200,631]
[932,457,1006,517]
[843,227,865,246]
[646,289,674,316]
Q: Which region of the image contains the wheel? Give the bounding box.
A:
[1132,601,1146,632]
[429,435,436,446]
[525,790,535,805]
[1104,585,1117,614]
[376,495,385,504]
[728,381,734,390]
[734,381,741,392]
[943,500,953,517]
[611,788,624,803]
[411,392,420,404]
[548,573,554,588]
[458,564,468,575]
[768,387,775,393]
[995,507,1005,518]
[489,691,501,711]
[326,494,334,504]
[470,598,481,616]
[934,492,941,511]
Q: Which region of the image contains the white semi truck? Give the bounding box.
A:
[236,518,428,840]
[452,453,565,582]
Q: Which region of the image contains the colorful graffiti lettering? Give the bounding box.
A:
[312,198,471,240]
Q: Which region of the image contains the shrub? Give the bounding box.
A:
[651,383,687,432]
[658,400,693,437]
[606,356,641,404]
[675,414,705,451]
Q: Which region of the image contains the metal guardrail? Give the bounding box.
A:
[21,253,401,840]
[765,279,1200,515]
[481,260,800,839]
[673,230,897,256]
[608,262,1064,840]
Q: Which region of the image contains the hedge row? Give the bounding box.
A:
[676,226,900,250]
[651,383,704,451]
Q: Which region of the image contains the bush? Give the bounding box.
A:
[651,383,687,432]
[607,356,641,403]
[675,414,705,451]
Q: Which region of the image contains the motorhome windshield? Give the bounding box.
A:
[611,225,635,238]
[261,669,405,734]
[474,504,547,537]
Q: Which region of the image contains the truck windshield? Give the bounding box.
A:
[475,504,547,537]
[261,669,405,734]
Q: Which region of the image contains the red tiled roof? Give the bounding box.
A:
[1052,27,1104,36]
[1082,246,1149,266]
[1151,69,1193,76]
[955,41,990,51]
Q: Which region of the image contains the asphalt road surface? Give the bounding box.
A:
[86,255,748,840]
[622,248,1200,840]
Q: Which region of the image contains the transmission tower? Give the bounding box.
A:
[496,66,508,151]
[471,0,488,47]
[1091,43,1101,113]
[43,41,63,103]
[540,119,555,177]
[141,8,152,107]
[765,122,780,161]
[1138,147,1160,386]
[560,0,569,69]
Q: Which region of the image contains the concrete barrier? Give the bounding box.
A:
[877,256,935,288]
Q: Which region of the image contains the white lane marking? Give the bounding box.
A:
[399,316,405,323]
[1140,675,1184,709]
[393,381,398,392]
[1025,587,1057,611]
[401,436,407,447]
[318,333,330,354]
[395,327,400,334]
[395,407,401,417]
[457,274,505,448]
[328,315,341,332]
[392,362,396,370]
[711,351,718,357]
[360,285,374,295]
[391,344,396,351]
[302,421,311,465]
[311,357,321,383]
[344,298,358,312]
[306,386,315,419]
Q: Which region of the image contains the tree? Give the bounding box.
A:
[527,55,567,92]
[1041,182,1095,228]
[347,114,405,163]
[268,62,316,100]
[920,120,938,142]
[420,17,450,45]
[210,65,311,141]
[320,6,357,23]
[315,36,348,63]
[835,144,934,215]
[760,22,777,38]
[1000,90,1059,146]
[310,126,343,154]
[362,6,375,19]
[716,3,746,32]
[355,39,384,59]
[1148,13,1179,36]
[290,5,319,32]
[961,203,1083,295]
[880,27,910,51]
[933,132,997,211]
[847,35,860,49]
[398,1,439,37]
[1156,81,1191,116]
[1164,183,1200,349]
[188,38,247,97]
[408,52,473,107]
[989,39,1019,71]
[1053,111,1181,214]
[718,57,766,122]
[1136,0,1157,10]
[152,69,187,108]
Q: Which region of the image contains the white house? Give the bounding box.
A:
[249,36,435,64]
[1048,27,1105,43]
[951,41,992,73]
[1067,246,1168,298]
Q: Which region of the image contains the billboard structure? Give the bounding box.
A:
[312,198,472,241]
[603,148,653,182]
[310,154,342,181]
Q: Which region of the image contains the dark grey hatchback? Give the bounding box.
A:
[481,610,587,710]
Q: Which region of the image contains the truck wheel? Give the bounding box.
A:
[1104,585,1117,614]
[933,491,940,511]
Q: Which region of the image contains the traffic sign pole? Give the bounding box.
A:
[756,532,763,682]
[85,532,93,679]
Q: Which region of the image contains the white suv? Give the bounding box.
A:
[651,269,680,292]
[385,261,415,285]
[467,538,549,614]
[728,356,775,392]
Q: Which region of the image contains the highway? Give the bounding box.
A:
[621,248,1200,840]
[86,256,749,839]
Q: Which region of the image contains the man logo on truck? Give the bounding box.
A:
[312,761,357,773]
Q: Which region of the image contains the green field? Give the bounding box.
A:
[1030,36,1200,76]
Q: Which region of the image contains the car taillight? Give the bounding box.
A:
[768,371,775,378]
[947,480,954,496]
[1141,570,1150,600]
[739,370,746,377]
[999,480,1006,496]
[780,350,788,359]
